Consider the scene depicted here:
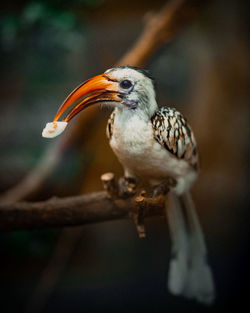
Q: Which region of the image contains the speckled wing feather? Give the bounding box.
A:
[106,111,115,140]
[151,107,199,170]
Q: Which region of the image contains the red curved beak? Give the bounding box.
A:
[53,74,120,123]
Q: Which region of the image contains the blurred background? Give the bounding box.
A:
[0,0,249,312]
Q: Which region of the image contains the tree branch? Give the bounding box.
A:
[0,190,165,232]
[117,0,194,67]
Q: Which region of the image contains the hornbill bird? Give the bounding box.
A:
[42,65,215,304]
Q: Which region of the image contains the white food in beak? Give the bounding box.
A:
[42,121,68,138]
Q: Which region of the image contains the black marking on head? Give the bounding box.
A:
[111,65,156,88]
[117,65,154,80]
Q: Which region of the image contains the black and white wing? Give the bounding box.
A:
[152,108,215,304]
[151,107,199,170]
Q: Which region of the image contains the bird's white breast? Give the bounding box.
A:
[109,109,196,192]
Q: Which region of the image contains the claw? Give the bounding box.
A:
[118,176,137,198]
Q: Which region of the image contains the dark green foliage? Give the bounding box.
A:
[0,0,104,51]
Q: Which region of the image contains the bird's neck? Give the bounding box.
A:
[114,98,158,123]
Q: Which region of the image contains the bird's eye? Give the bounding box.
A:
[119,79,132,89]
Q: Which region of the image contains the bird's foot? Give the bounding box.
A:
[101,173,145,237]
[101,173,166,238]
[118,176,137,198]
[152,178,177,197]
[101,173,137,198]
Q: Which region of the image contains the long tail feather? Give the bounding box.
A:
[166,192,215,304]
[166,193,189,295]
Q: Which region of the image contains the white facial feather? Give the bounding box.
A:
[105,67,157,117]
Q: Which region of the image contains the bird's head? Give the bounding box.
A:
[103,66,157,116]
[42,66,157,138]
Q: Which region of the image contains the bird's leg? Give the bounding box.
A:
[152,177,177,197]
[101,172,137,198]
[118,176,137,198]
